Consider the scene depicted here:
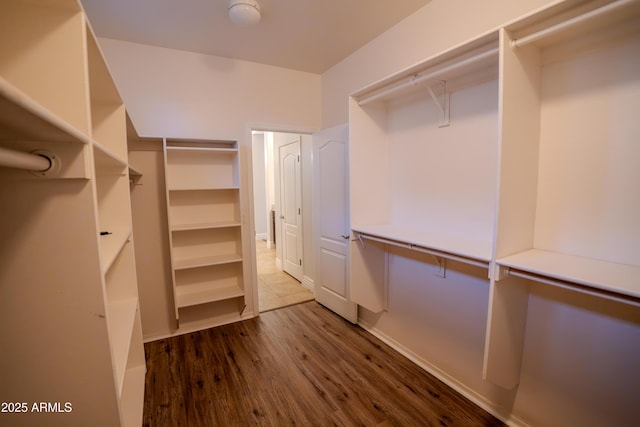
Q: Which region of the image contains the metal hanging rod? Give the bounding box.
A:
[0,146,60,177]
[354,231,489,270]
[506,268,640,307]
[512,0,637,48]
[357,47,499,106]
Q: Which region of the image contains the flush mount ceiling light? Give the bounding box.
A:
[228,0,261,26]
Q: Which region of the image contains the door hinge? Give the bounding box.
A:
[298,208,301,215]
[297,155,300,162]
[299,259,302,266]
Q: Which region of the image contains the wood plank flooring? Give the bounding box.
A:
[143,301,504,426]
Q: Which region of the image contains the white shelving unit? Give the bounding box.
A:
[163,139,246,328]
[0,1,145,425]
[348,0,640,391]
[484,0,640,389]
[349,32,500,312]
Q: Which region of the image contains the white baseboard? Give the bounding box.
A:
[357,319,528,427]
[275,258,282,270]
[255,233,267,241]
[302,276,314,292]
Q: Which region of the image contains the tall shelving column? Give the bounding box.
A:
[87,22,146,426]
[484,0,640,389]
[163,139,246,329]
[0,1,145,425]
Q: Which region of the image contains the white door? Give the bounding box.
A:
[279,140,304,282]
[313,124,357,323]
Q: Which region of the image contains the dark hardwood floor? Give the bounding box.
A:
[143,301,504,426]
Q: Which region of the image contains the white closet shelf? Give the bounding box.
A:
[168,186,240,192]
[497,249,640,300]
[355,32,499,106]
[93,141,128,172]
[174,254,243,270]
[166,146,238,153]
[171,221,241,232]
[352,225,492,267]
[176,283,244,308]
[0,78,89,144]
[100,229,132,273]
[106,298,138,398]
[120,364,145,425]
[509,0,640,49]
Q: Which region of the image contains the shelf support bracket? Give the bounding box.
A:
[426,80,450,127]
[432,255,446,278]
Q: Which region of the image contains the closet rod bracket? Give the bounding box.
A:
[425,80,450,127]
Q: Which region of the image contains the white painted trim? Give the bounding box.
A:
[255,232,268,241]
[275,257,282,270]
[357,319,529,427]
[302,276,314,292]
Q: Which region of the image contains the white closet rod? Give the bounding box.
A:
[358,47,499,106]
[507,269,640,307]
[355,232,489,269]
[512,0,636,47]
[0,146,51,172]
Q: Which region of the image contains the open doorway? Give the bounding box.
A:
[251,130,313,312]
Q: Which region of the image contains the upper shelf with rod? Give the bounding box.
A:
[353,31,499,108]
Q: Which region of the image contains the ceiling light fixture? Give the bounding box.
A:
[228,0,261,26]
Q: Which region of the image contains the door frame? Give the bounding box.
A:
[246,124,317,314]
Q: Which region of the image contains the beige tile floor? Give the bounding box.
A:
[256,240,314,312]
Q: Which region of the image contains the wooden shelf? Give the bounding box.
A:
[0,1,90,135]
[166,146,238,153]
[106,298,138,397]
[171,221,241,232]
[355,32,499,106]
[0,78,90,144]
[498,249,640,300]
[94,141,128,172]
[174,254,243,270]
[100,229,131,274]
[352,224,492,265]
[176,283,244,308]
[168,186,240,191]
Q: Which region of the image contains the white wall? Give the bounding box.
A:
[251,133,268,240]
[321,0,558,127]
[98,38,321,139]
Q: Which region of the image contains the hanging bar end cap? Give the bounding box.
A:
[30,150,62,178]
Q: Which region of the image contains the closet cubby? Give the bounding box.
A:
[486,0,640,389]
[168,188,241,230]
[174,262,245,308]
[0,2,145,424]
[94,146,132,271]
[171,227,243,269]
[87,23,127,160]
[0,0,89,137]
[493,0,640,296]
[165,140,239,190]
[163,138,246,327]
[349,32,500,312]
